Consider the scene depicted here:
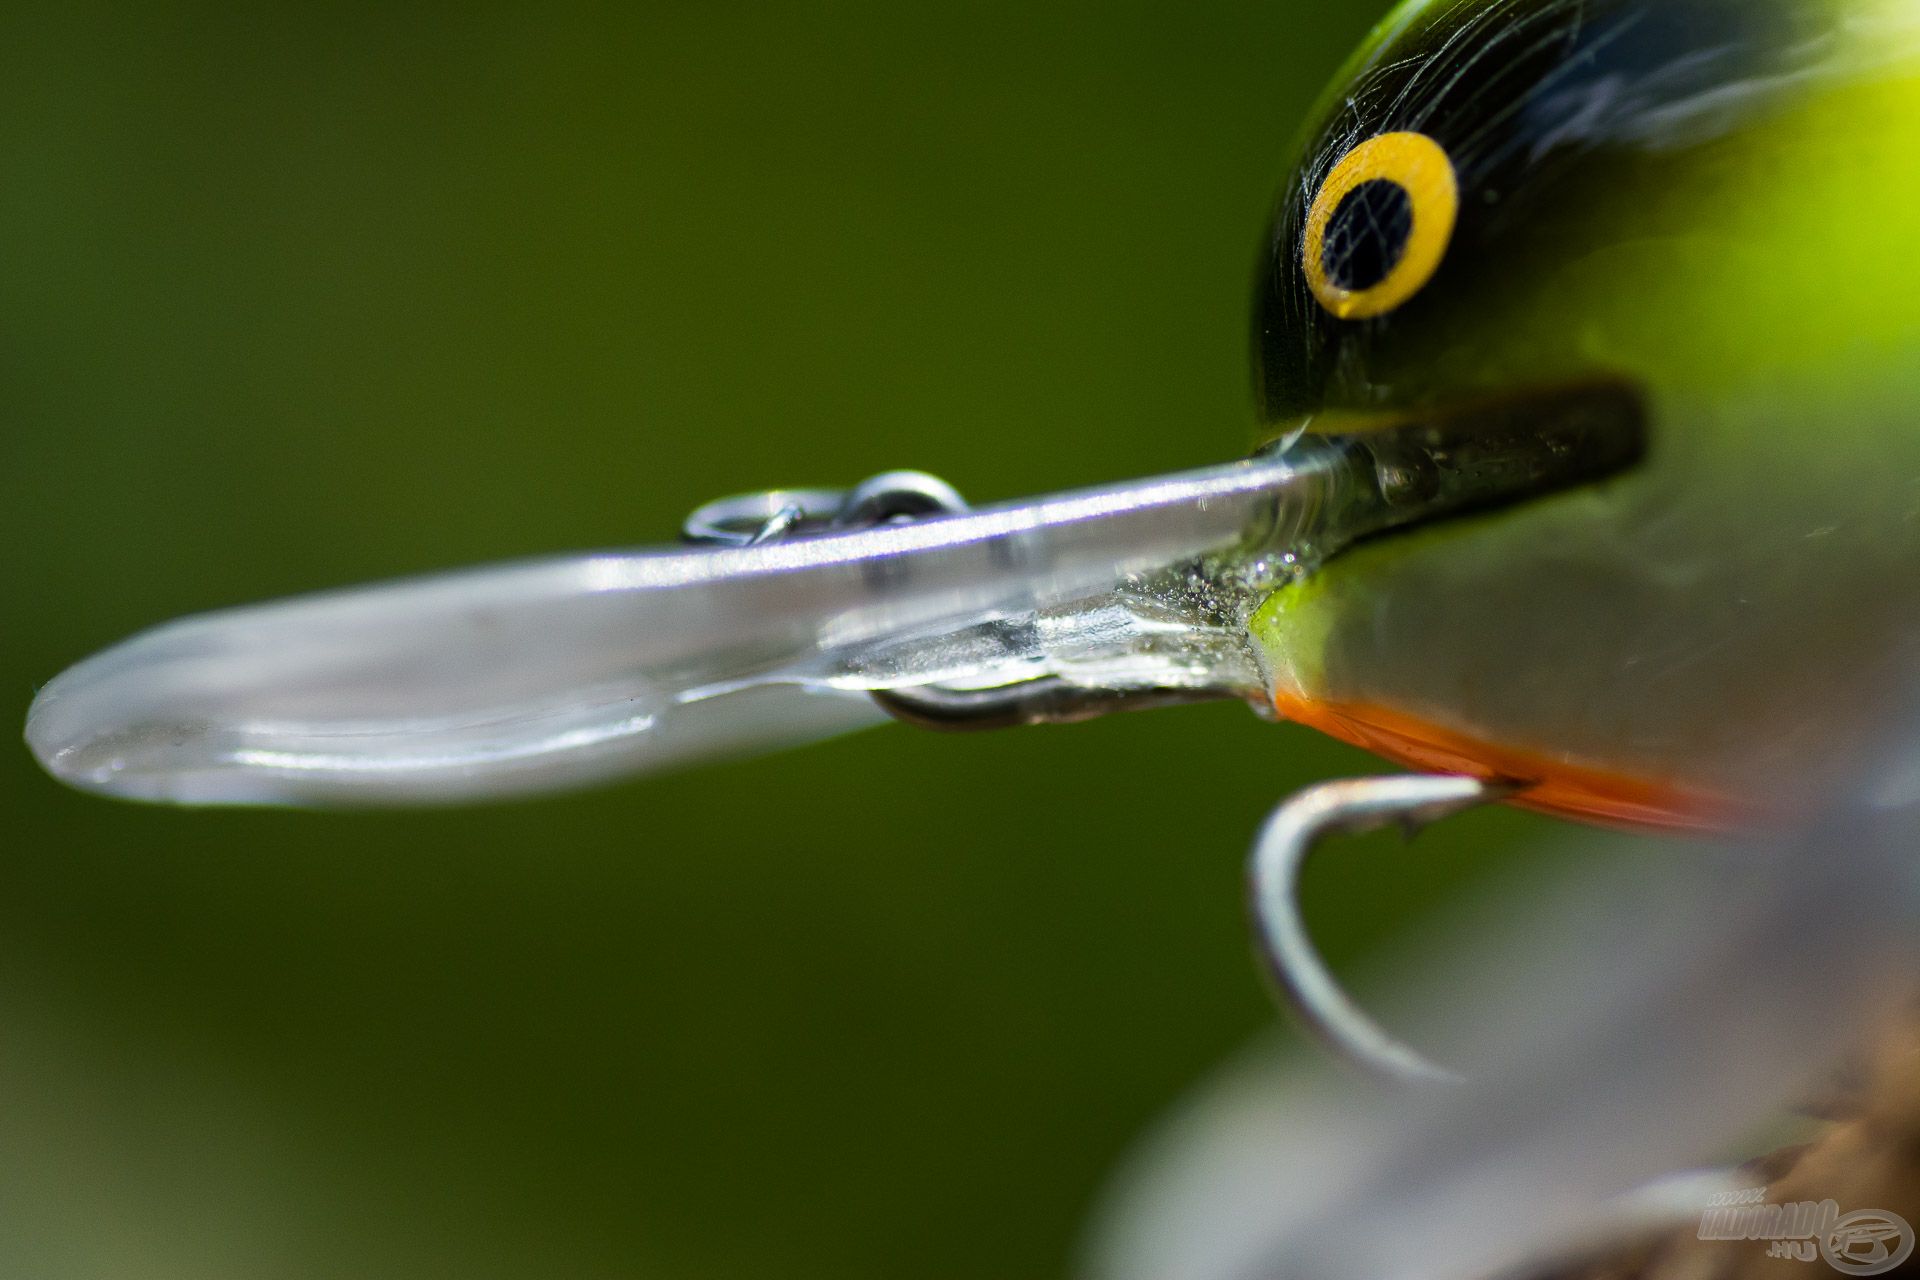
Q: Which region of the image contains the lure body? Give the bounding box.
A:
[26,0,1920,825]
[1252,0,1920,826]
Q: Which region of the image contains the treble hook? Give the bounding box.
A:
[1249,774,1517,1088]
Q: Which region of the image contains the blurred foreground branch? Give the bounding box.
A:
[1533,1013,1920,1280]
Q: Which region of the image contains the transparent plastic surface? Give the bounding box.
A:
[26,391,1643,807]
[26,453,1351,805]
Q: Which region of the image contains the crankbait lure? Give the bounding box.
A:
[1254,0,1920,830]
[26,0,1920,1078]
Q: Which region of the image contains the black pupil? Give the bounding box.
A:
[1321,179,1414,293]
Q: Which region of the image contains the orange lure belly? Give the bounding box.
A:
[1272,692,1751,834]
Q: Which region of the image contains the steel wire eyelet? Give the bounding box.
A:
[682,471,970,547]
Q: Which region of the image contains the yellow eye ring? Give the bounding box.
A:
[1303,131,1459,321]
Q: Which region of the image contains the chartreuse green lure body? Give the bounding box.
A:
[1252,0,1920,826]
[24,0,1920,830]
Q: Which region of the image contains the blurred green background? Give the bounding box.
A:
[1,3,1551,1276]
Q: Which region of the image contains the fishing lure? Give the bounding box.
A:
[26,0,1920,1080]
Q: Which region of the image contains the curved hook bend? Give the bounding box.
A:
[1249,774,1514,1088]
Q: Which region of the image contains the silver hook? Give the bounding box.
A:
[1249,774,1515,1087]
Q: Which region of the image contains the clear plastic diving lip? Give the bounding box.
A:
[25,381,1645,808]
